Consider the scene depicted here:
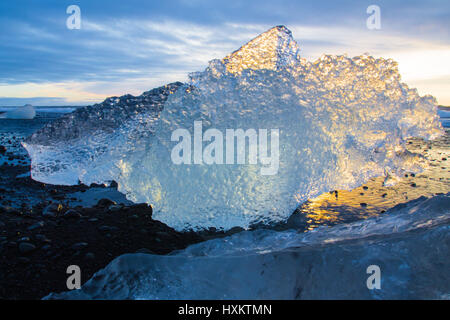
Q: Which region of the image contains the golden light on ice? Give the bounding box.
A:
[222,26,301,74]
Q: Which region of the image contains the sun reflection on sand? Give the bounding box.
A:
[291,130,450,231]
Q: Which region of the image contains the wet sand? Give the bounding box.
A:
[288,130,450,230]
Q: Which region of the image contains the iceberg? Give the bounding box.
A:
[23,26,443,230]
[0,104,36,119]
[45,193,450,299]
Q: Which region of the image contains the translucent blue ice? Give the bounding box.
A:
[24,26,443,230]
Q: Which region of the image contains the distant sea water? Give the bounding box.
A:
[0,106,77,114]
[0,107,79,158]
[438,107,450,128]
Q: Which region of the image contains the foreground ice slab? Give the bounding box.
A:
[24,26,443,230]
[46,194,450,299]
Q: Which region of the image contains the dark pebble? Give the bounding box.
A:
[135,248,155,254]
[17,257,30,264]
[85,252,95,260]
[4,206,20,215]
[71,242,88,250]
[110,181,118,188]
[98,225,119,232]
[96,198,116,208]
[28,221,44,230]
[19,242,36,254]
[35,234,47,241]
[42,203,63,217]
[63,209,82,219]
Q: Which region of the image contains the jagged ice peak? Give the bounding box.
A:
[221,25,302,74]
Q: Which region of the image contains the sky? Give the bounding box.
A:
[0,0,449,106]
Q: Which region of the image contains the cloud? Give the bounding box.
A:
[0,0,449,105]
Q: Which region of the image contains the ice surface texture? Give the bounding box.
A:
[46,194,450,299]
[24,26,443,230]
[23,83,182,185]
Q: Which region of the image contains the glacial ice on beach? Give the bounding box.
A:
[46,193,450,299]
[23,26,443,230]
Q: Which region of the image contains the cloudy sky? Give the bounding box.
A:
[0,0,449,106]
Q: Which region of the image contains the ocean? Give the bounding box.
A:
[0,107,76,161]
